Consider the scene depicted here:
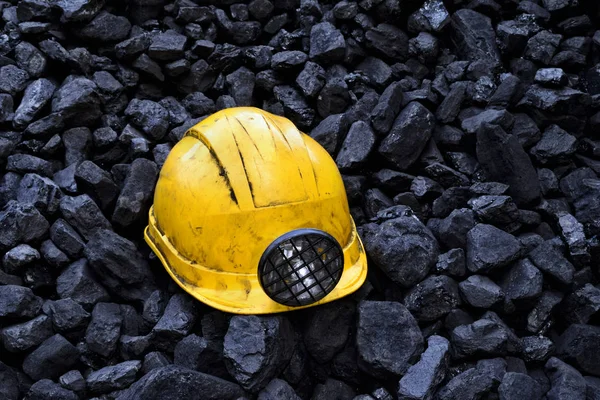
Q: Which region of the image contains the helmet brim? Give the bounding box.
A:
[144,207,368,315]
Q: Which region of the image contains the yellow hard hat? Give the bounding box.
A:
[144,107,367,314]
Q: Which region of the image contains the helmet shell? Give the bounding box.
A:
[145,107,367,314]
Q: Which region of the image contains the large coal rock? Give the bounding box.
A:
[303,300,355,364]
[116,365,245,400]
[397,335,450,400]
[404,275,462,322]
[0,285,43,319]
[84,229,156,303]
[51,76,102,126]
[451,9,501,66]
[557,324,600,377]
[466,224,522,273]
[22,334,79,380]
[476,124,540,206]
[356,301,424,379]
[362,214,439,288]
[378,101,435,171]
[223,315,295,392]
[0,200,49,251]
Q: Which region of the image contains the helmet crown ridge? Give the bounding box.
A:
[185,107,322,209]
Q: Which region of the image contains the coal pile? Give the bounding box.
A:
[2,0,600,398]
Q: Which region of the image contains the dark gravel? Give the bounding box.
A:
[2,0,600,398]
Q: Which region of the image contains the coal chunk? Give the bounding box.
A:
[26,379,78,400]
[517,85,590,134]
[13,78,55,129]
[527,290,563,333]
[436,82,466,124]
[451,317,509,358]
[56,259,109,308]
[525,30,562,65]
[557,324,600,377]
[22,334,79,380]
[273,85,314,130]
[15,173,60,217]
[535,68,568,86]
[466,224,522,273]
[365,23,409,61]
[224,315,295,392]
[51,77,102,126]
[7,154,53,178]
[132,54,164,82]
[311,379,356,400]
[529,240,575,285]
[303,300,354,364]
[557,212,589,265]
[309,22,346,63]
[545,357,586,400]
[124,99,169,141]
[0,94,13,123]
[357,301,423,379]
[501,259,543,306]
[435,248,466,277]
[428,208,477,250]
[498,372,543,400]
[362,215,439,288]
[0,65,29,96]
[309,113,347,155]
[530,125,577,165]
[451,9,501,66]
[522,335,555,363]
[59,195,111,240]
[561,284,600,325]
[468,195,519,228]
[404,276,462,322]
[174,334,224,376]
[379,101,435,171]
[271,51,307,71]
[436,363,498,400]
[258,379,301,400]
[85,302,122,359]
[459,275,504,308]
[461,109,515,136]
[44,298,90,333]
[116,365,244,400]
[74,161,119,211]
[356,57,392,89]
[111,158,158,227]
[62,127,92,167]
[296,61,325,98]
[3,244,39,276]
[0,201,49,251]
[152,294,198,351]
[476,124,540,206]
[316,78,351,118]
[40,240,69,268]
[397,335,449,400]
[0,315,52,352]
[86,360,141,394]
[225,67,255,106]
[149,30,187,61]
[84,229,156,303]
[182,92,216,117]
[49,219,84,259]
[371,82,403,135]
[76,11,131,42]
[336,120,375,171]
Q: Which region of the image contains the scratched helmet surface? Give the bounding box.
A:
[145,107,367,314]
